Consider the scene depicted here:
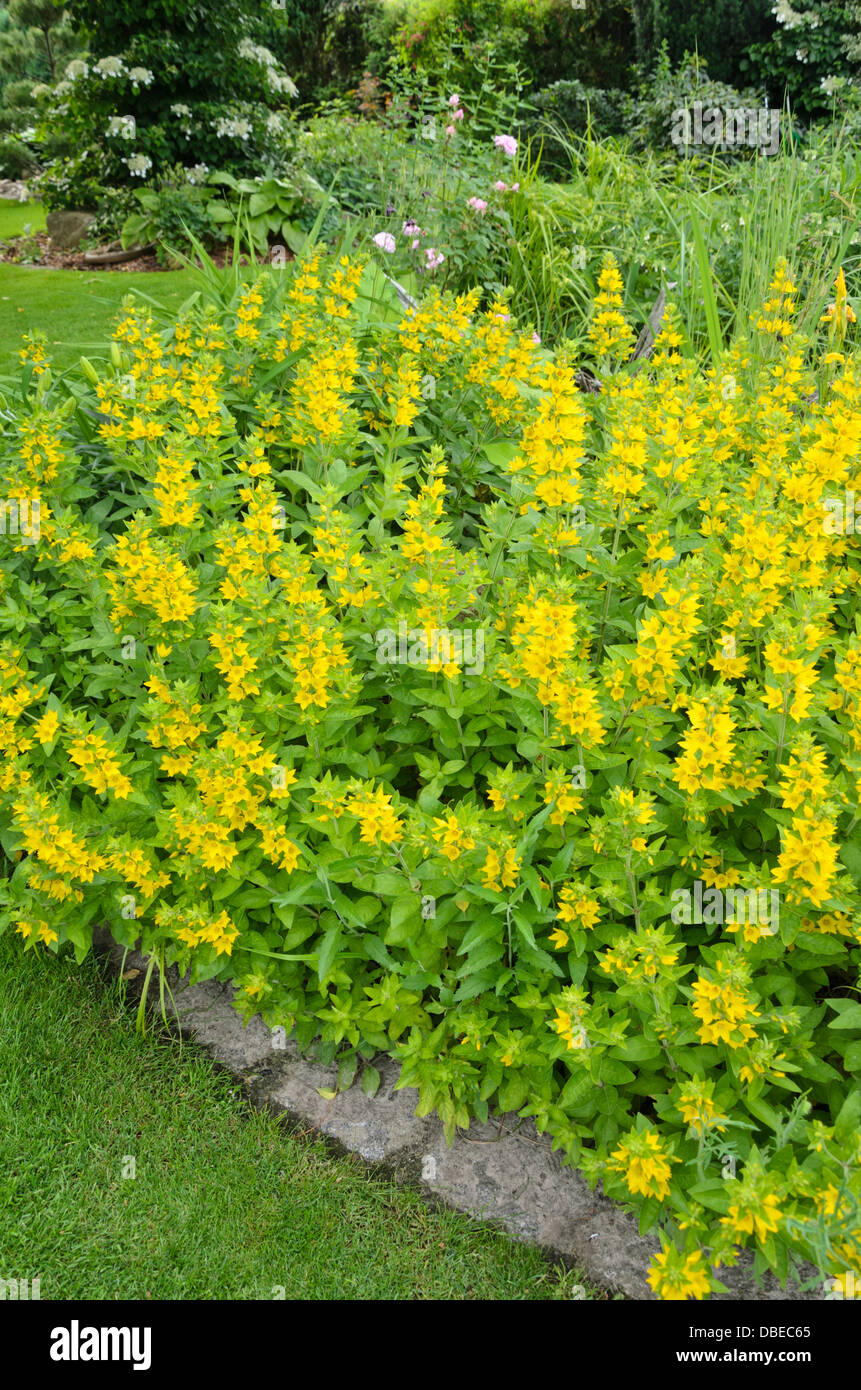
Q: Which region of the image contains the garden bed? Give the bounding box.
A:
[0,230,262,272]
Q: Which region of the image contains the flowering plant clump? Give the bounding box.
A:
[2,251,861,1299]
[316,81,526,304]
[37,0,297,210]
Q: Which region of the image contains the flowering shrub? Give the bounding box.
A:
[2,250,861,1300]
[297,73,528,301]
[37,0,297,211]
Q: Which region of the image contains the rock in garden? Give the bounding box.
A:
[46,210,95,250]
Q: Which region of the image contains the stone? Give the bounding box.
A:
[90,928,823,1301]
[0,179,31,202]
[46,209,95,249]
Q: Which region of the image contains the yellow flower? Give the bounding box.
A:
[431,812,475,861]
[609,1129,678,1201]
[647,1247,713,1301]
[721,1192,782,1245]
[33,708,60,744]
[557,884,602,929]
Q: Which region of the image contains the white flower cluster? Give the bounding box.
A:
[93,56,126,78]
[170,102,193,135]
[185,163,209,184]
[237,36,297,98]
[213,115,253,139]
[106,115,136,138]
[122,152,153,177]
[65,56,153,85]
[819,75,846,96]
[237,37,275,64]
[268,70,298,97]
[772,0,819,29]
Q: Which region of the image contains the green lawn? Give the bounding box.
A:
[0,936,594,1300]
[0,196,47,240]
[0,263,198,374]
[0,199,199,375]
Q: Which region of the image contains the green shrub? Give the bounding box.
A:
[3,76,38,107]
[390,0,634,92]
[119,169,228,263]
[2,248,861,1299]
[649,0,775,88]
[259,0,390,113]
[529,79,635,171]
[744,0,860,117]
[0,130,37,176]
[37,0,298,209]
[627,50,767,156]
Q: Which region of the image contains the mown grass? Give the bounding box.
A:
[0,936,601,1300]
[0,197,47,240]
[0,260,197,375]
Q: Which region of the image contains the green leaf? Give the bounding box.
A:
[387,893,420,947]
[212,874,243,901]
[512,910,537,949]
[744,1095,780,1132]
[611,1037,662,1064]
[361,1064,381,1098]
[834,1089,861,1142]
[316,925,341,984]
[482,440,519,468]
[461,940,505,976]
[248,191,274,217]
[363,935,400,971]
[599,1058,636,1085]
[281,221,306,254]
[828,1002,861,1029]
[688,205,723,367]
[337,1053,358,1091]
